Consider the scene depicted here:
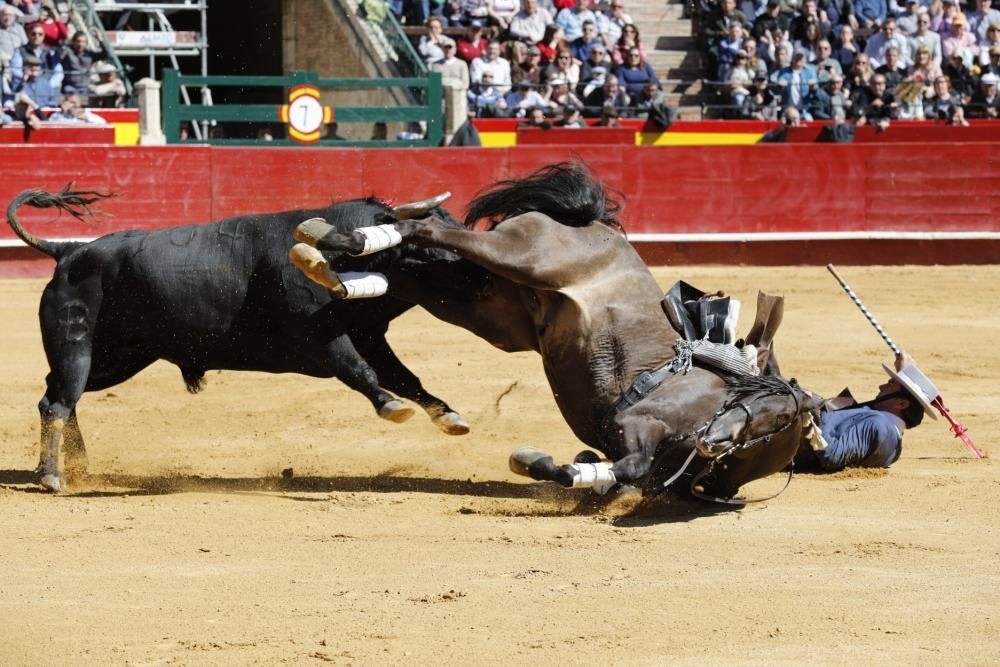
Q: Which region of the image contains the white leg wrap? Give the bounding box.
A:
[355,224,403,256]
[339,272,389,299]
[570,462,617,495]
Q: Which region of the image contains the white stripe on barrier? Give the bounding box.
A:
[3,231,1000,249]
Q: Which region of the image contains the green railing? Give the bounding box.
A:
[161,70,443,146]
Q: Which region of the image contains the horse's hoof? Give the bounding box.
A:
[509,447,554,479]
[38,473,63,493]
[293,217,335,247]
[379,400,415,423]
[432,411,470,435]
[288,244,347,297]
[573,449,601,464]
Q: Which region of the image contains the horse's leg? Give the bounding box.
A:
[295,214,591,291]
[352,329,469,435]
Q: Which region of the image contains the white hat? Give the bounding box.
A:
[981,72,1000,85]
[881,363,939,419]
[94,61,117,75]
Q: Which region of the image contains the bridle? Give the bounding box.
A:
[655,376,804,506]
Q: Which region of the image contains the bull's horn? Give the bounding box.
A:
[392,192,451,220]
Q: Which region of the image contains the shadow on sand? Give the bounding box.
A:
[0,468,739,523]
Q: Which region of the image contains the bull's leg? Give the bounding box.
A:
[62,411,88,483]
[353,331,469,435]
[317,335,415,423]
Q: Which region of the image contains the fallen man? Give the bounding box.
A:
[795,350,936,472]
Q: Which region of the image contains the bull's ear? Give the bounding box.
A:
[392,192,451,220]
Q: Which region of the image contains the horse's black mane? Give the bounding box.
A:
[724,374,799,400]
[464,161,624,232]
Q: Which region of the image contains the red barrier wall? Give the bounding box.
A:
[1,144,997,271]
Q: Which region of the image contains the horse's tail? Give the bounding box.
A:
[464,161,624,232]
[6,184,115,260]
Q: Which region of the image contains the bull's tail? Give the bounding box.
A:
[6,184,115,259]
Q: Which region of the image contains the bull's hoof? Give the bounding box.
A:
[38,473,63,493]
[288,244,347,297]
[432,411,470,436]
[509,447,556,480]
[392,192,451,220]
[379,400,415,423]
[293,217,336,247]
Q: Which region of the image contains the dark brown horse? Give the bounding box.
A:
[290,162,821,502]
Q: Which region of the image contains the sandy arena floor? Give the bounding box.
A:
[1,265,998,666]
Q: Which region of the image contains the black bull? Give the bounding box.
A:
[6,187,483,492]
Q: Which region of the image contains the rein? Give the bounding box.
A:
[658,376,803,506]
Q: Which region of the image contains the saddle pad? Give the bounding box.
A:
[689,339,760,377]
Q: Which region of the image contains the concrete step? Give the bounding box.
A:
[628,5,686,21]
[647,49,702,69]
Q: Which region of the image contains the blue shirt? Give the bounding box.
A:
[815,406,903,471]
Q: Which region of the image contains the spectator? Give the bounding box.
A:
[614,46,659,97]
[578,41,611,96]
[848,52,875,91]
[793,19,825,62]
[325,121,347,140]
[88,61,125,107]
[946,99,970,124]
[47,92,106,123]
[582,71,629,117]
[768,43,792,83]
[705,0,750,50]
[723,50,754,107]
[6,55,54,128]
[893,79,927,118]
[418,16,451,66]
[875,45,907,91]
[396,121,425,139]
[0,5,27,73]
[941,49,977,97]
[717,22,747,78]
[611,22,648,67]
[458,0,491,27]
[968,0,1000,41]
[979,24,1000,65]
[59,29,105,94]
[909,10,943,67]
[511,42,544,85]
[967,71,1000,116]
[596,105,621,125]
[741,37,769,79]
[631,79,666,111]
[775,51,818,117]
[370,121,388,140]
[742,73,779,118]
[908,45,943,88]
[556,102,587,126]
[794,352,933,473]
[504,80,547,116]
[811,71,851,118]
[897,0,923,36]
[517,105,551,127]
[925,0,945,34]
[824,0,858,29]
[555,0,597,43]
[430,38,471,89]
[597,1,631,47]
[983,44,1000,74]
[936,0,960,37]
[488,0,520,32]
[813,38,843,81]
[467,70,509,115]
[543,47,580,89]
[790,0,831,40]
[832,23,861,71]
[854,0,888,30]
[569,19,603,61]
[469,39,512,90]
[10,21,62,91]
[852,72,895,127]
[752,0,791,53]
[942,13,979,66]
[547,76,583,107]
[865,16,912,68]
[456,25,488,63]
[509,0,554,46]
[923,73,961,119]
[32,4,66,48]
[780,104,804,126]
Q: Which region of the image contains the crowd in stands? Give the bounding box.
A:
[695,0,1000,122]
[398,0,673,123]
[0,1,126,129]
